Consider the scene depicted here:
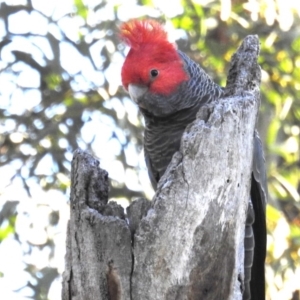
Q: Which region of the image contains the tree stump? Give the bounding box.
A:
[62,35,261,300]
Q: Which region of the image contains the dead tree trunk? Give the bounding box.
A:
[62,35,261,300]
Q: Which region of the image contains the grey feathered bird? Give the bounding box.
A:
[121,19,267,300]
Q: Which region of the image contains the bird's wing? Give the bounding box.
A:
[144,147,159,190]
[249,130,267,300]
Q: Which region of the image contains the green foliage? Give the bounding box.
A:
[0,216,15,241]
[74,0,89,20]
[45,74,63,91]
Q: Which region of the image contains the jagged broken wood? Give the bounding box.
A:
[62,35,261,300]
[61,151,132,299]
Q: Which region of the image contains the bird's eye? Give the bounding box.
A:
[150,69,159,78]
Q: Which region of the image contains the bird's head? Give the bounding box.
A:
[120,20,189,114]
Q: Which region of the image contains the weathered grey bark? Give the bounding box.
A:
[62,35,261,300]
[62,150,132,300]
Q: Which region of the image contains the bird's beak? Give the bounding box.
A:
[128,84,148,105]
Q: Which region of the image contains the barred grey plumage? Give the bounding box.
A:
[142,50,223,187]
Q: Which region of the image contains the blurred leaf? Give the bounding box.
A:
[74,0,88,20]
[267,204,282,223]
[0,220,15,241]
